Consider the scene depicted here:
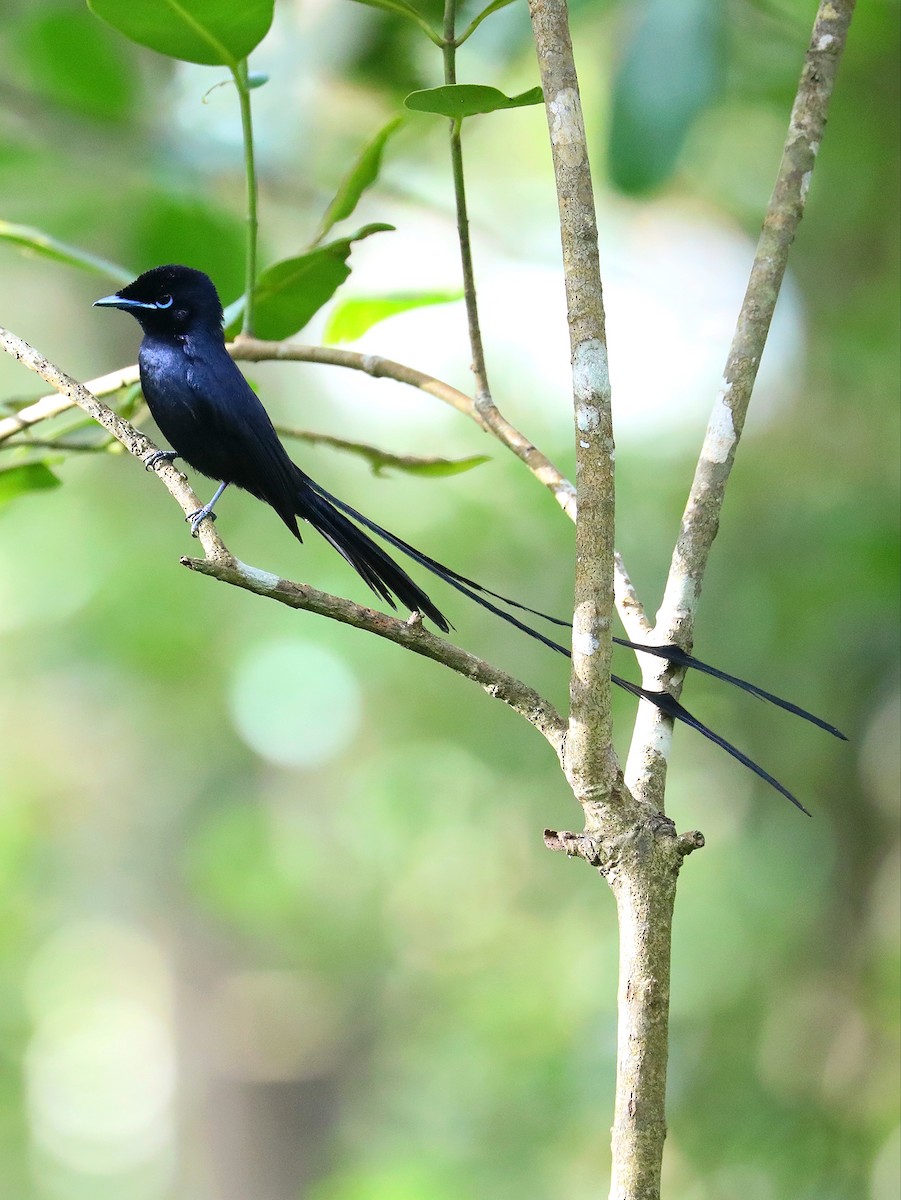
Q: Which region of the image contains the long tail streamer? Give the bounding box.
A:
[305,479,843,812]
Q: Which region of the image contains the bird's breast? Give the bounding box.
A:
[138,337,233,482]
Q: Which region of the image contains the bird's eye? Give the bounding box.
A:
[157,294,174,309]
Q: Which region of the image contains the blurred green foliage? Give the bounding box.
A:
[608,0,725,193]
[0,1,898,1199]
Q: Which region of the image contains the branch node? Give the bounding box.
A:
[677,829,706,857]
[543,828,601,865]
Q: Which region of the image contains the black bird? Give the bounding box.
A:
[95,265,844,813]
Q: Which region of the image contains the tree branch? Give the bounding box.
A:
[0,325,566,757]
[182,555,566,753]
[625,0,857,812]
[232,338,581,520]
[529,0,619,803]
[0,337,646,628]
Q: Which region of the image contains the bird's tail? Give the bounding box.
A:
[303,478,845,814]
[305,478,573,656]
[299,483,452,632]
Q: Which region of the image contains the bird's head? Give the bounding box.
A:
[94,265,224,337]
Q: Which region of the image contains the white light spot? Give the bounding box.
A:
[28,1001,175,1171]
[229,639,361,768]
[800,170,813,202]
[579,439,590,449]
[704,386,736,463]
[24,922,175,1178]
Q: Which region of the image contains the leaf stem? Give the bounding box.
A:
[233,59,259,336]
[442,1,492,407]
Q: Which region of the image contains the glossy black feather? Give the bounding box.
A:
[612,639,847,740]
[611,676,813,816]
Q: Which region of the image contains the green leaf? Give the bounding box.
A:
[347,0,442,44]
[0,221,134,283]
[323,290,462,343]
[608,0,724,194]
[404,84,543,118]
[390,453,490,479]
[86,0,275,67]
[0,463,62,507]
[249,224,395,341]
[315,116,405,244]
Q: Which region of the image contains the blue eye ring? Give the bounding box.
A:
[157,294,174,309]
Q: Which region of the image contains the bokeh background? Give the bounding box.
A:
[0,1,898,1197]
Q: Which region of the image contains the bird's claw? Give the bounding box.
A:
[144,449,178,472]
[186,506,217,536]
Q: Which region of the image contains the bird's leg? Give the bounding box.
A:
[144,449,178,472]
[187,481,229,536]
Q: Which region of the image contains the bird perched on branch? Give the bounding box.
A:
[95,264,844,813]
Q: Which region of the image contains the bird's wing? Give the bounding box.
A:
[186,350,302,532]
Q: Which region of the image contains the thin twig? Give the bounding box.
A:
[442,0,493,409]
[274,424,488,477]
[0,325,567,756]
[234,59,259,336]
[1,409,484,476]
[1,435,114,453]
[0,364,140,442]
[0,345,570,496]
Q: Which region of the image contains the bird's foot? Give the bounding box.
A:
[144,449,178,472]
[186,504,217,536]
[406,610,423,629]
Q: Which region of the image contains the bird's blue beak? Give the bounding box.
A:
[93,294,156,311]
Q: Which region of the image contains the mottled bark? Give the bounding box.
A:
[529,0,619,801]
